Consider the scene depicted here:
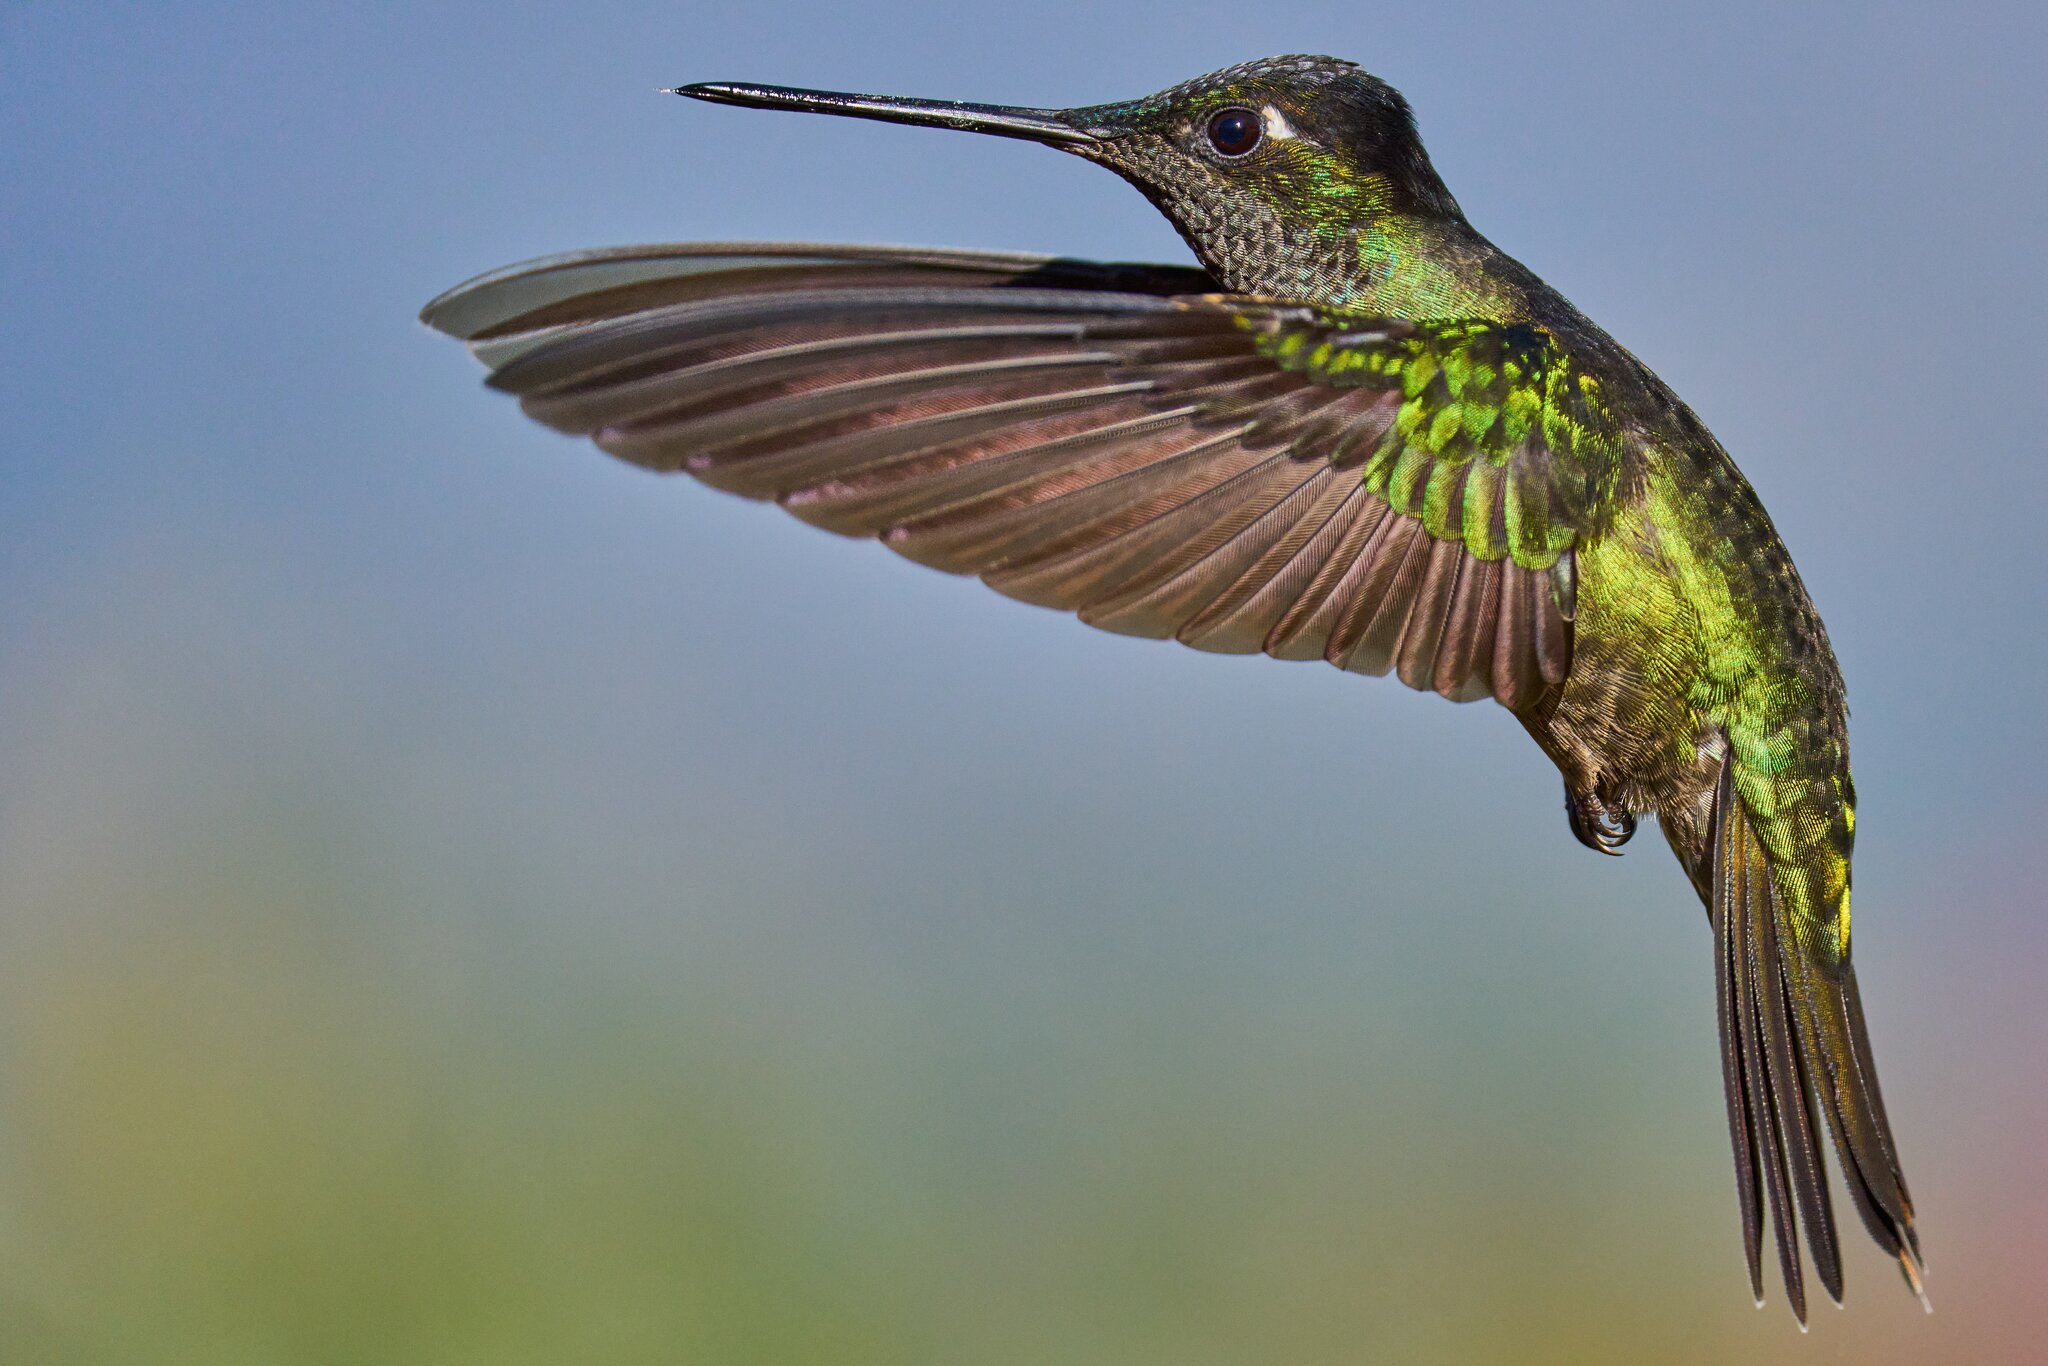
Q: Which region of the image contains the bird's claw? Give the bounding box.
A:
[1567,788,1636,855]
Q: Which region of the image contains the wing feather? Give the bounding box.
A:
[1265,497,1394,663]
[1174,473,1360,653]
[424,245,1613,711]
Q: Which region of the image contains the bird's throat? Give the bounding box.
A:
[1347,219,1530,323]
[1190,208,1532,324]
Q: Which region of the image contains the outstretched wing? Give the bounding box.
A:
[422,244,1628,711]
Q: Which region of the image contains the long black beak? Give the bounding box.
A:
[671,81,1099,146]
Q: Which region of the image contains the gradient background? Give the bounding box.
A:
[5,4,2045,1361]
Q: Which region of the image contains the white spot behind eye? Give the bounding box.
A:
[1262,106,1297,141]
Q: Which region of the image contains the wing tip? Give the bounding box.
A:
[420,241,1088,341]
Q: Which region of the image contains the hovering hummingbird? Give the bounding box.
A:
[422,55,1923,1322]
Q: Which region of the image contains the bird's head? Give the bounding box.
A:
[677,55,1466,298]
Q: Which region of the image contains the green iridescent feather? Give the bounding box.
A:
[1244,314,1628,567]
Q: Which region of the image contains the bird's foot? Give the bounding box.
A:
[1566,787,1636,855]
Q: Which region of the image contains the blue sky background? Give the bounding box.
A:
[4,4,2046,1361]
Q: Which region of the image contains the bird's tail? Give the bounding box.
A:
[1704,756,1923,1325]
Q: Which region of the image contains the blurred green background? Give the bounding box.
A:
[5,3,2045,1362]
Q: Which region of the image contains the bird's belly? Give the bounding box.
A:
[1535,514,1718,819]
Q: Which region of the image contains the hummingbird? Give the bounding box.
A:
[422,55,1923,1322]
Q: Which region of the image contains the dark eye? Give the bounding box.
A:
[1205,106,1262,158]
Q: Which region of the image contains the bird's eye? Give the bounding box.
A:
[1204,107,1262,158]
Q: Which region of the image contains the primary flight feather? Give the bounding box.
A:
[422,55,1922,1321]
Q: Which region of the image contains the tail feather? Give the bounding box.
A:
[1787,939,1927,1300]
[1711,864,1765,1301]
[1707,757,1923,1323]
